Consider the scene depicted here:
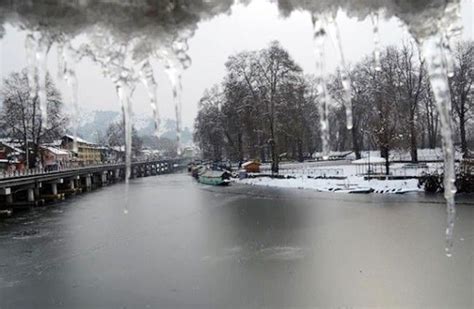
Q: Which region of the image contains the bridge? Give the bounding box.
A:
[0,160,183,212]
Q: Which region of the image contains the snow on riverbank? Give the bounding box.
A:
[237,176,422,194]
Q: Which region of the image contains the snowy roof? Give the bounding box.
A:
[111,146,125,152]
[312,151,353,158]
[352,157,386,164]
[242,161,260,167]
[0,139,25,154]
[40,146,71,156]
[63,134,97,146]
[43,140,62,147]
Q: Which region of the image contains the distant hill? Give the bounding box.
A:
[74,110,192,145]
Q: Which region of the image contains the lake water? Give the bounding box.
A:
[0,173,473,308]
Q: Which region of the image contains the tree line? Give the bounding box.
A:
[194,40,473,173]
[0,69,152,167]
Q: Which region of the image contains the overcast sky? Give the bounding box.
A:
[0,0,472,128]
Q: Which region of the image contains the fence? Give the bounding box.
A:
[260,166,345,177]
[0,160,173,179]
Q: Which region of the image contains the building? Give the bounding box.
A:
[0,139,26,171]
[242,161,261,173]
[39,146,72,171]
[61,135,102,165]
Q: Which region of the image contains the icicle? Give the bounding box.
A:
[325,13,353,130]
[63,44,80,153]
[411,0,463,257]
[57,42,65,81]
[418,34,457,257]
[164,61,183,156]
[370,11,382,72]
[311,14,331,159]
[35,35,52,129]
[116,80,134,182]
[25,33,38,101]
[160,30,194,156]
[440,1,463,77]
[171,29,193,70]
[139,60,160,137]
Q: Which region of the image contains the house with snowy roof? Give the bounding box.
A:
[0,139,26,171]
[61,135,102,165]
[39,146,73,171]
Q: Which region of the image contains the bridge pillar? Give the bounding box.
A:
[69,179,75,190]
[0,188,12,204]
[51,183,58,195]
[34,187,40,199]
[27,188,35,202]
[101,172,108,185]
[85,175,92,191]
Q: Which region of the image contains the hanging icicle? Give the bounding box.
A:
[139,60,160,137]
[25,33,38,101]
[115,79,134,182]
[57,41,65,81]
[311,13,331,160]
[419,34,457,256]
[25,32,52,129]
[411,0,463,257]
[370,11,382,72]
[440,1,463,77]
[324,12,353,130]
[63,43,80,153]
[35,34,52,129]
[164,63,183,156]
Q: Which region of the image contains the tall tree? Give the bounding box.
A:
[106,121,143,157]
[194,87,225,161]
[394,43,425,162]
[450,41,473,157]
[0,69,67,168]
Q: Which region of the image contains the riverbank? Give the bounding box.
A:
[237,175,423,194]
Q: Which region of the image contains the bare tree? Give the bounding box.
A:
[450,41,473,157]
[194,86,225,161]
[106,121,143,157]
[0,69,67,168]
[394,43,426,162]
[420,80,440,149]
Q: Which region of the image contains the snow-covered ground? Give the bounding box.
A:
[259,161,443,178]
[236,159,439,194]
[237,176,422,194]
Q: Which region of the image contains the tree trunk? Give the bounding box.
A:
[409,117,418,162]
[269,140,279,174]
[237,132,243,162]
[260,145,266,163]
[32,144,40,169]
[297,139,304,162]
[351,125,361,159]
[380,146,390,175]
[459,112,467,157]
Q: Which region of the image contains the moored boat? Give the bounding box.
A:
[198,170,231,186]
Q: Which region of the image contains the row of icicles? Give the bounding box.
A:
[22,4,461,256]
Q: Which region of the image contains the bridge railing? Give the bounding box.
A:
[0,160,176,180]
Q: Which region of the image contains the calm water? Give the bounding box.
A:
[0,173,473,308]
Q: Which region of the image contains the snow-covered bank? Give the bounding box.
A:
[237,176,422,194]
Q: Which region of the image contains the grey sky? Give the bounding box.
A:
[0,0,472,128]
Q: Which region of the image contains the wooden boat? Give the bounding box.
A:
[198,170,231,186]
[190,164,205,179]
